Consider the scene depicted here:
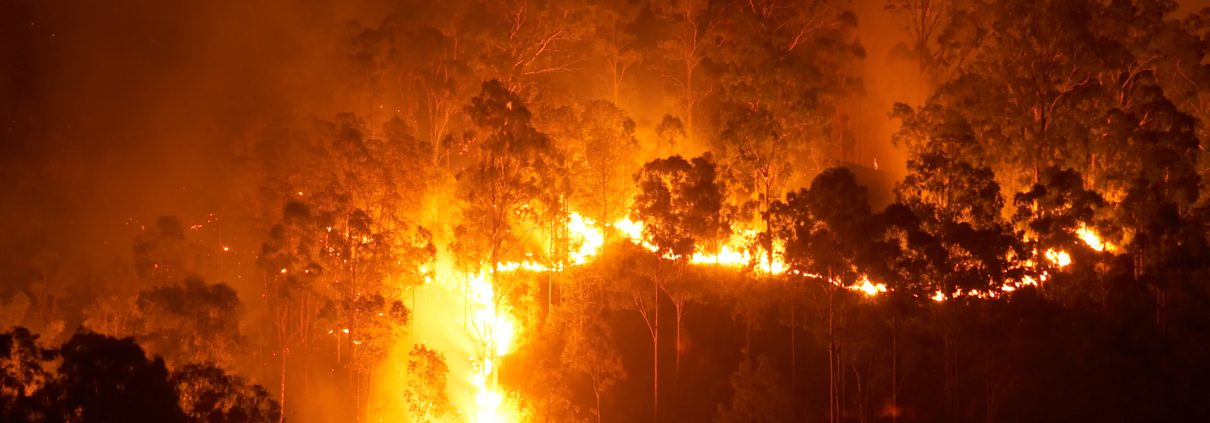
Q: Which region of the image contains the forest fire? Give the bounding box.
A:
[6,1,1210,423]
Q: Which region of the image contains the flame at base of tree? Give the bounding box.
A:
[392,250,522,423]
[465,270,519,423]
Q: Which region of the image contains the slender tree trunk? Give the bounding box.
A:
[829,291,836,423]
[653,274,659,423]
[594,376,603,423]
[366,367,374,423]
[893,315,899,423]
[791,283,797,419]
[853,362,865,423]
[685,62,693,144]
[944,322,953,423]
[355,360,361,423]
[549,217,554,325]
[351,248,360,423]
[674,297,684,385]
[302,292,309,394]
[826,268,839,423]
[984,349,993,423]
[279,342,287,423]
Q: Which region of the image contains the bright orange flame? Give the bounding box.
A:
[464,267,522,423]
[611,218,650,249]
[470,358,508,423]
[1045,249,1071,267]
[855,276,887,296]
[616,220,788,273]
[567,213,605,265]
[1077,223,1112,252]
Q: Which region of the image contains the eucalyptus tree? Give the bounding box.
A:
[559,276,625,423]
[630,153,731,419]
[772,167,879,423]
[653,0,719,143]
[593,0,643,105]
[133,278,244,368]
[712,0,862,175]
[171,364,282,423]
[884,0,987,94]
[455,80,560,384]
[579,100,641,231]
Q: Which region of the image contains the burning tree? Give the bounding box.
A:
[455,80,559,401]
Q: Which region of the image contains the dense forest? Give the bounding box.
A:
[4,0,1210,422]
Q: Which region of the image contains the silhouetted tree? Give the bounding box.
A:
[172,364,281,423]
[714,355,792,423]
[48,331,188,423]
[0,328,54,423]
[630,153,731,420]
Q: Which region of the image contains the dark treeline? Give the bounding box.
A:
[4,0,1210,423]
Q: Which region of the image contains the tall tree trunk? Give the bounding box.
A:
[829,292,836,423]
[944,321,954,423]
[653,274,659,423]
[674,297,684,385]
[594,374,603,423]
[634,267,662,423]
[893,315,899,423]
[301,292,310,394]
[685,61,694,144]
[279,341,287,423]
[351,247,360,423]
[366,367,374,423]
[790,283,797,420]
